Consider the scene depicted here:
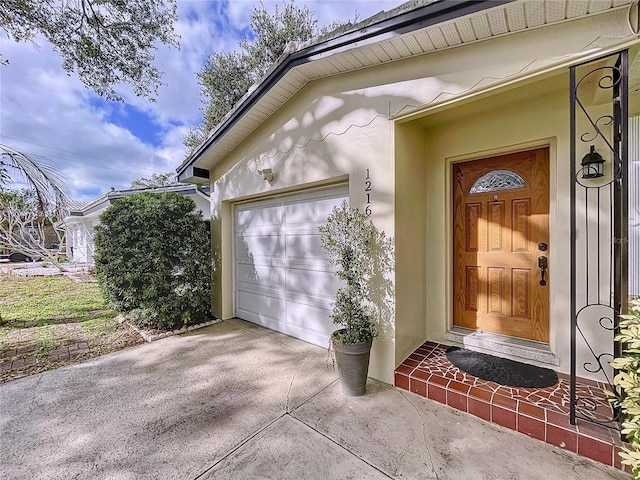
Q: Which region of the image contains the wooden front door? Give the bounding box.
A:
[453,148,550,342]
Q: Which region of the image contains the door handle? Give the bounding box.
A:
[538,256,548,286]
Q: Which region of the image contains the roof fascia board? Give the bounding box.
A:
[177,0,513,178]
[106,185,197,199]
[69,195,109,216]
[294,0,512,62]
[79,198,111,217]
[73,185,199,216]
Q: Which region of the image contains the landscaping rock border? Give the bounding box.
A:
[119,317,221,342]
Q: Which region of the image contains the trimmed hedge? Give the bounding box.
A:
[94,192,211,330]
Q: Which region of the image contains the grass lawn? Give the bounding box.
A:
[0,273,143,383]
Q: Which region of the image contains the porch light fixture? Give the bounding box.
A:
[580,145,605,179]
[258,168,273,183]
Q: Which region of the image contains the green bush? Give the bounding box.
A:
[93,192,211,330]
[608,298,640,478]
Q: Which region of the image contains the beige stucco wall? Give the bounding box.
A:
[393,122,427,366]
[401,67,639,380]
[417,83,568,370]
[207,74,398,383]
[203,5,639,384]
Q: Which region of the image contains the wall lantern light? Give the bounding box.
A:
[580,145,605,179]
[258,168,274,183]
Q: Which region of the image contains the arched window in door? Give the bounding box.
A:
[469,169,525,193]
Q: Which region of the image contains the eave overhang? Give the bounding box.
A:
[176,0,513,182]
[177,0,637,183]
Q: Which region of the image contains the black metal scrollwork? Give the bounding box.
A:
[570,50,628,430]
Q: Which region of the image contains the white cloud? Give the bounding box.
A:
[1,37,166,199]
[307,0,387,25]
[122,1,242,126]
[0,1,405,202]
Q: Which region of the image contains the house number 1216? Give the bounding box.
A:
[365,169,372,216]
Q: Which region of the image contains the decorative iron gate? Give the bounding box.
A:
[570,50,629,428]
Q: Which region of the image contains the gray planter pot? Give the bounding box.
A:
[332,331,372,397]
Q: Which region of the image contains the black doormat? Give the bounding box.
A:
[445,346,558,388]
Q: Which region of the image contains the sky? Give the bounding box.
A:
[0,0,405,202]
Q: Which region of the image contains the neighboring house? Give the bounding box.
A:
[177,0,638,388]
[64,185,210,264]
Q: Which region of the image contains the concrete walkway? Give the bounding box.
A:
[0,319,628,479]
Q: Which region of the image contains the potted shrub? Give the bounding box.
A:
[319,201,392,396]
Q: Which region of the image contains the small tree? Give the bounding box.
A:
[0,147,69,269]
[318,201,393,345]
[0,189,67,268]
[93,192,211,329]
[183,1,355,152]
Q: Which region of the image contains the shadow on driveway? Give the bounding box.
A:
[0,320,336,479]
[0,319,628,480]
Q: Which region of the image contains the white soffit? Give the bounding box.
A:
[199,0,635,169]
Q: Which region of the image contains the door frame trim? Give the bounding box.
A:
[445,139,557,351]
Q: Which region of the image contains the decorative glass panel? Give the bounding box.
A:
[469,170,525,193]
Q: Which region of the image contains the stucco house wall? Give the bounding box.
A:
[208,82,397,381]
[180,0,640,385]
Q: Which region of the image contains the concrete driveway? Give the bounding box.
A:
[0,319,628,479]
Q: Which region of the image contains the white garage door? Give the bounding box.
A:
[234,186,348,347]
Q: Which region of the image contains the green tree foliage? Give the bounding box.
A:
[183,50,255,151]
[183,0,353,152]
[239,1,316,81]
[0,0,179,101]
[130,172,181,189]
[94,193,211,329]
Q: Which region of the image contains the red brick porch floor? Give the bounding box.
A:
[394,342,629,472]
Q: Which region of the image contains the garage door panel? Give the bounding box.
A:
[285,268,342,302]
[236,263,284,291]
[236,205,282,231]
[236,235,283,260]
[236,290,284,321]
[234,185,347,347]
[285,300,333,346]
[285,234,326,261]
[284,196,342,229]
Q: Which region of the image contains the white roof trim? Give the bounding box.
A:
[178,0,636,178]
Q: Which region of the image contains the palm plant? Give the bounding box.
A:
[1,145,69,269]
[0,144,68,210]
